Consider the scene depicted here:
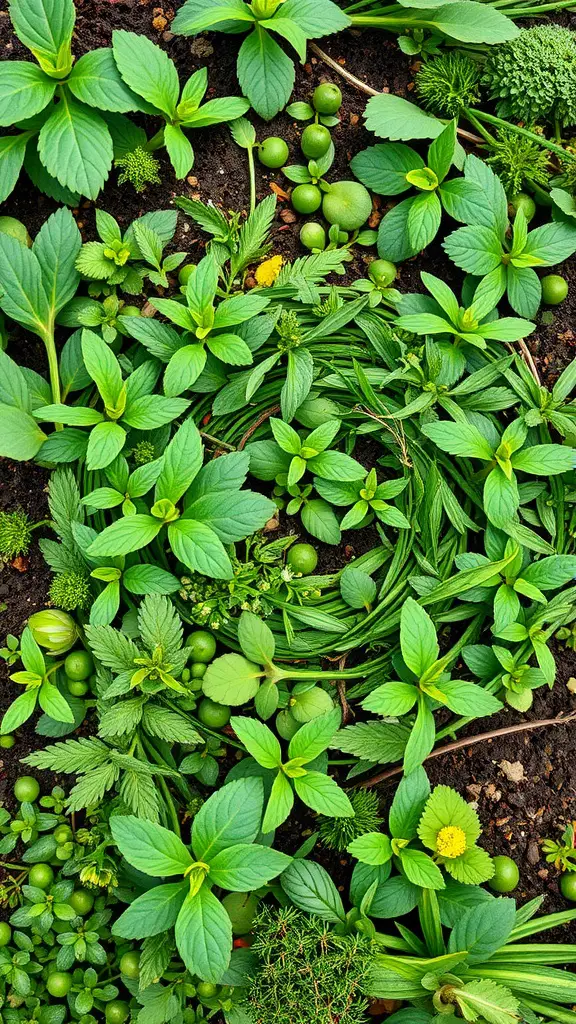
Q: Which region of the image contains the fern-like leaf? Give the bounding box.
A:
[137,595,182,659]
[22,737,111,773]
[84,624,140,673]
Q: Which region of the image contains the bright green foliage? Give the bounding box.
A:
[75,209,183,294]
[415,51,481,118]
[542,823,576,873]
[483,25,576,127]
[318,788,383,851]
[49,570,92,612]
[0,508,33,558]
[244,906,371,1024]
[1,626,74,734]
[486,129,551,197]
[115,147,162,192]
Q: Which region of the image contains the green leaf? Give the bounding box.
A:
[512,443,576,476]
[0,63,56,125]
[400,848,445,890]
[0,230,50,337]
[407,190,442,252]
[163,344,206,397]
[301,499,341,545]
[0,404,46,461]
[483,466,519,529]
[421,420,494,460]
[38,93,112,199]
[229,116,256,149]
[86,421,126,471]
[38,682,74,723]
[203,654,262,706]
[33,206,81,316]
[362,681,418,717]
[282,345,314,421]
[9,0,75,68]
[87,514,163,557]
[403,696,435,775]
[164,124,194,179]
[437,680,502,717]
[229,717,281,769]
[363,93,444,142]
[112,30,179,118]
[1,688,38,733]
[348,832,392,866]
[281,859,346,923]
[288,708,341,763]
[448,899,516,963]
[208,843,291,891]
[425,1,517,43]
[335,721,410,764]
[68,48,148,114]
[280,0,350,36]
[168,519,232,579]
[110,815,193,875]
[0,133,29,204]
[237,611,275,665]
[237,26,295,122]
[192,777,264,861]
[263,770,294,832]
[340,567,377,610]
[175,887,232,984]
[350,143,419,196]
[443,225,503,276]
[114,882,186,939]
[123,564,180,595]
[389,767,430,841]
[401,598,438,677]
[455,979,519,1024]
[155,416,203,504]
[294,772,353,817]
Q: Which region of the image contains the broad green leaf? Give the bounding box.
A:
[203,654,262,706]
[229,717,281,769]
[112,30,179,118]
[9,0,75,67]
[350,142,420,196]
[86,421,126,471]
[363,93,444,142]
[175,887,232,983]
[288,708,341,764]
[237,26,295,122]
[192,777,264,861]
[208,843,291,891]
[0,63,56,125]
[281,859,346,923]
[38,93,112,199]
[155,416,203,504]
[0,404,46,461]
[443,225,503,276]
[33,206,81,316]
[399,848,445,890]
[389,767,430,841]
[347,832,393,866]
[263,770,294,832]
[448,899,516,963]
[421,421,494,460]
[111,815,193,875]
[122,564,180,595]
[0,231,50,337]
[293,772,353,817]
[38,682,74,723]
[425,1,517,43]
[438,680,502,717]
[340,567,377,610]
[0,133,29,203]
[362,681,418,717]
[401,597,438,677]
[237,611,275,665]
[68,48,150,113]
[168,519,232,579]
[164,124,194,179]
[1,687,38,733]
[403,696,435,775]
[87,514,163,557]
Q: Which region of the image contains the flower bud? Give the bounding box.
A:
[251,0,284,17]
[28,610,79,654]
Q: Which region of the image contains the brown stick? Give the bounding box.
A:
[237,404,281,451]
[354,710,576,789]
[308,42,484,145]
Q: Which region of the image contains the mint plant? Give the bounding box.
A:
[0,626,74,734]
[75,209,181,295]
[315,468,410,531]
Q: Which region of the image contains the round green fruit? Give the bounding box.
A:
[46,972,73,998]
[300,222,326,251]
[258,137,289,169]
[105,1002,130,1024]
[369,259,397,288]
[197,698,231,729]
[489,855,520,893]
[197,982,218,999]
[292,184,322,215]
[191,662,207,679]
[560,872,576,902]
[14,776,40,803]
[322,181,372,231]
[509,192,536,223]
[120,951,140,979]
[287,543,318,575]
[313,83,342,115]
[222,892,259,935]
[64,650,93,681]
[185,631,216,663]
[0,735,15,749]
[68,889,94,915]
[541,274,568,305]
[301,124,331,160]
[178,264,195,285]
[67,677,89,697]
[28,863,54,890]
[0,922,11,947]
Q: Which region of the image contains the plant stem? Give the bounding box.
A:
[43,327,63,426]
[145,128,166,153]
[247,144,257,214]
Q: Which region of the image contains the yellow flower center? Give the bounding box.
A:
[255,255,283,286]
[436,825,467,859]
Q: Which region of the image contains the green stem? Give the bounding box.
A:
[43,326,62,425]
[247,145,257,215]
[157,775,181,837]
[146,128,166,153]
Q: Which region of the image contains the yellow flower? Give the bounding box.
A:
[436,825,467,859]
[255,255,283,287]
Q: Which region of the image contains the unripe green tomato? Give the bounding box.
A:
[258,137,289,169]
[313,83,342,115]
[287,543,318,575]
[292,184,322,215]
[222,892,259,935]
[197,698,231,729]
[369,259,397,288]
[197,982,218,999]
[28,863,54,889]
[14,776,40,802]
[67,677,89,697]
[105,1001,130,1024]
[0,735,15,749]
[275,709,301,741]
[489,855,519,893]
[68,889,94,916]
[560,872,576,902]
[120,951,140,979]
[0,922,11,946]
[185,631,217,663]
[322,181,372,231]
[191,662,207,679]
[46,972,73,998]
[509,192,536,223]
[300,222,326,251]
[54,824,73,844]
[64,650,94,681]
[301,124,331,160]
[541,274,569,305]
[179,264,195,285]
[121,305,140,317]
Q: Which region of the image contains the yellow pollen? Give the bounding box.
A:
[436,825,467,859]
[255,255,283,286]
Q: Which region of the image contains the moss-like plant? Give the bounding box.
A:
[0,509,34,559]
[415,51,481,118]
[318,789,383,851]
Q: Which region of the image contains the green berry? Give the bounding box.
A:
[14,776,40,802]
[197,982,218,999]
[541,274,568,305]
[185,631,217,663]
[191,662,207,679]
[64,650,93,681]
[0,922,11,946]
[489,855,519,893]
[301,124,331,160]
[120,951,140,979]
[46,972,73,998]
[560,872,576,902]
[67,677,89,696]
[198,698,231,729]
[28,863,54,889]
[300,222,326,251]
[313,83,342,115]
[323,181,372,231]
[368,259,397,288]
[105,1001,130,1024]
[287,543,318,575]
[509,192,536,223]
[258,137,289,169]
[292,184,322,215]
[0,735,15,749]
[68,889,94,916]
[275,710,301,741]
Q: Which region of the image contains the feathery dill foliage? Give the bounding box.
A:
[115,147,162,192]
[483,25,576,127]
[49,571,92,612]
[246,907,371,1024]
[487,129,551,196]
[415,52,481,117]
[318,789,383,851]
[0,509,33,558]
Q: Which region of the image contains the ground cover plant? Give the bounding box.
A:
[4,0,576,1020]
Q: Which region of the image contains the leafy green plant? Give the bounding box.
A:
[1,626,74,734]
[58,294,141,346]
[75,209,182,295]
[172,0,350,121]
[351,121,491,263]
[345,0,519,46]
[115,145,162,192]
[542,823,576,873]
[314,467,410,532]
[0,508,35,559]
[318,788,383,851]
[415,51,482,118]
[230,708,353,831]
[111,778,292,981]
